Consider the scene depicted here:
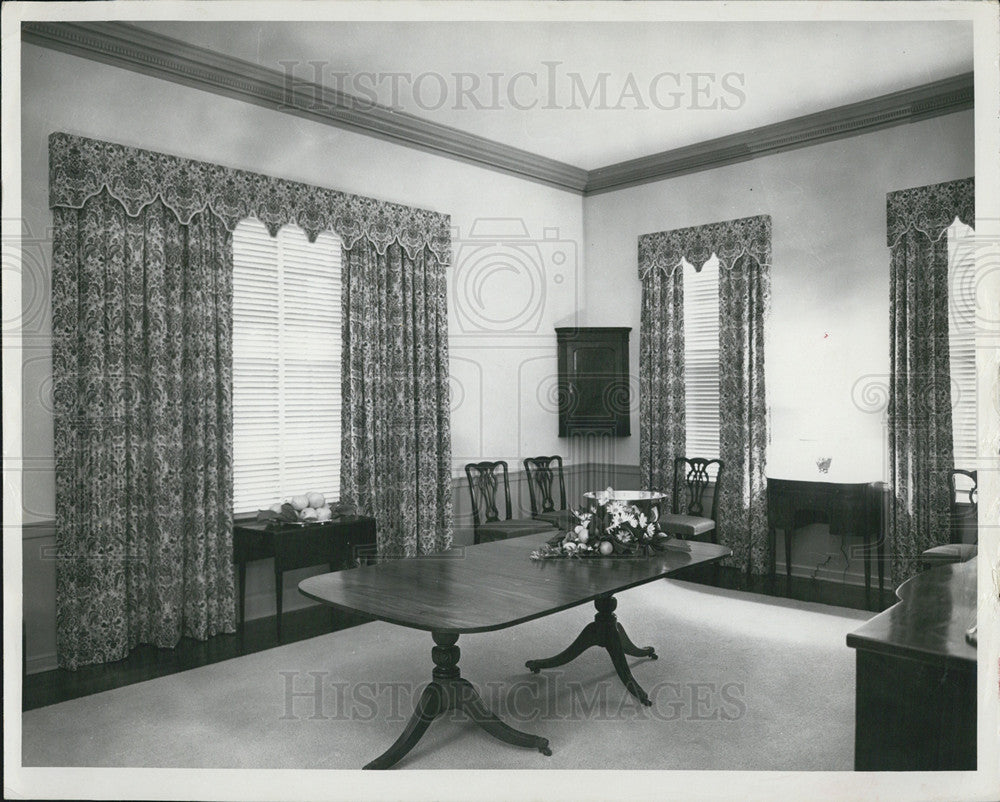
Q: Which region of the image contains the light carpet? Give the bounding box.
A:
[22,580,870,771]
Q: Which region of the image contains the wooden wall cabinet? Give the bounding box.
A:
[556,327,631,437]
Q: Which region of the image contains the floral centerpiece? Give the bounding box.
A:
[529,487,692,560]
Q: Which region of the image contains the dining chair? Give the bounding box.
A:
[465,461,558,545]
[523,455,578,532]
[920,469,978,568]
[657,457,724,543]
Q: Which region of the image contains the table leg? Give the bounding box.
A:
[768,524,777,585]
[238,560,247,632]
[364,632,550,770]
[864,528,873,606]
[877,531,885,602]
[526,594,656,706]
[275,566,283,642]
[784,526,793,584]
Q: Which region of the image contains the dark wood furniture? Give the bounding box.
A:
[465,460,556,544]
[523,454,576,531]
[766,477,883,598]
[920,468,978,567]
[659,456,724,542]
[556,327,631,436]
[232,516,376,640]
[299,532,730,769]
[846,559,976,770]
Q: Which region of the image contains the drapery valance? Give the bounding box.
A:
[886,177,974,247]
[49,132,452,264]
[638,215,771,279]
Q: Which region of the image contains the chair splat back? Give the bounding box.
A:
[465,461,512,526]
[948,468,978,545]
[919,468,978,568]
[672,457,723,520]
[523,456,567,516]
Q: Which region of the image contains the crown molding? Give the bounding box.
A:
[21,21,589,193]
[585,72,974,195]
[23,22,972,197]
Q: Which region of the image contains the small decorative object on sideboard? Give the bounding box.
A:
[530,487,691,560]
[816,457,832,474]
[256,492,358,526]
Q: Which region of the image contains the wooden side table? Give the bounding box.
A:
[766,478,884,599]
[232,516,377,639]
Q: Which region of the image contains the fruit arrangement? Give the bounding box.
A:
[256,492,355,525]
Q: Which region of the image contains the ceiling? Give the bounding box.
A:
[134,19,974,170]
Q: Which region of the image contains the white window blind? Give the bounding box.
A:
[232,219,342,514]
[948,220,977,469]
[682,256,720,458]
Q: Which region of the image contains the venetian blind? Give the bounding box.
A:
[948,220,977,471]
[232,219,342,514]
[683,256,721,458]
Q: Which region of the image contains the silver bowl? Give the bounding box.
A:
[583,489,667,518]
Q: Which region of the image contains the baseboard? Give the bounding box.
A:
[26,652,58,675]
[780,562,871,589]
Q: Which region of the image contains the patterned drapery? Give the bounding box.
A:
[52,192,235,670]
[340,241,454,558]
[637,251,686,498]
[638,215,771,575]
[717,250,771,577]
[50,133,454,667]
[886,177,973,584]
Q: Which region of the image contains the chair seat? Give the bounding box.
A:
[477,518,556,543]
[658,514,716,539]
[920,543,977,566]
[533,510,577,531]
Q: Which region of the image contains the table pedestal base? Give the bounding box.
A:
[526,594,657,706]
[364,632,551,770]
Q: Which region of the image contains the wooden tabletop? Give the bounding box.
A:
[846,559,977,669]
[299,532,730,634]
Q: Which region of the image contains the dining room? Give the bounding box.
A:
[6,2,999,801]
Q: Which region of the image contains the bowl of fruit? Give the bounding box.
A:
[257,492,337,526]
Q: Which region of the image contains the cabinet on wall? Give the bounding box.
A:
[556,327,631,437]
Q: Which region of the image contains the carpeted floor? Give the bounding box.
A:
[21,579,870,771]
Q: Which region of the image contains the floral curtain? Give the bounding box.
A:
[50,133,454,667]
[51,192,235,670]
[340,241,453,558]
[637,242,686,499]
[886,177,974,584]
[638,215,771,575]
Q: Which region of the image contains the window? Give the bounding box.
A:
[948,220,976,469]
[232,220,342,514]
[682,255,721,457]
